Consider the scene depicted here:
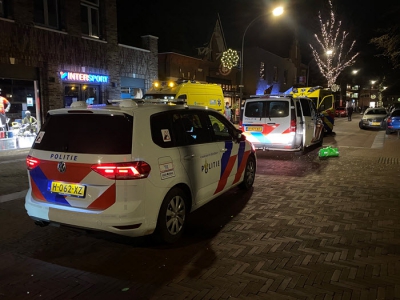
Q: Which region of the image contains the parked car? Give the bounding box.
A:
[240,95,324,154]
[335,107,347,117]
[386,108,400,134]
[359,107,388,130]
[25,100,257,244]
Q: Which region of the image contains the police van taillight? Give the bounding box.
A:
[290,119,297,132]
[290,108,296,132]
[91,162,151,180]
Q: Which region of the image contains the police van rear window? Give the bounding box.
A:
[245,101,289,118]
[32,114,133,154]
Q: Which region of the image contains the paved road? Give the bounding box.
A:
[1,114,400,299]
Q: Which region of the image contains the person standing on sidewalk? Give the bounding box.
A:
[347,106,353,121]
[224,102,232,121]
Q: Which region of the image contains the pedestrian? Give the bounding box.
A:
[347,106,353,121]
[224,102,232,121]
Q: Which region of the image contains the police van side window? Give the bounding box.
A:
[299,98,312,117]
[309,101,318,118]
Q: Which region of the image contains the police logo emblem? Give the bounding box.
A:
[57,161,66,173]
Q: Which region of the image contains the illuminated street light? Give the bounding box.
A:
[239,6,284,99]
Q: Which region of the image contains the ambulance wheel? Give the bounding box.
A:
[154,187,188,244]
[239,155,256,190]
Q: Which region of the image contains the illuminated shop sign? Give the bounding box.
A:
[60,71,109,83]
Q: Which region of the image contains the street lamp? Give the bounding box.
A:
[239,6,284,100]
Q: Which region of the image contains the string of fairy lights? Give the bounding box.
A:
[220,0,359,90]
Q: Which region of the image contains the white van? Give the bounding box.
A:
[240,95,324,153]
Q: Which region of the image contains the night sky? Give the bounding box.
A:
[117,0,400,92]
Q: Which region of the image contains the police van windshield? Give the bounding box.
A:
[245,101,289,118]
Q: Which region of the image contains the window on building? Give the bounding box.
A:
[0,0,12,18]
[0,0,4,17]
[273,66,278,82]
[81,0,100,38]
[283,70,288,85]
[34,0,60,29]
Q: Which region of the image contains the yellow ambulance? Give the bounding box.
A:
[144,80,225,113]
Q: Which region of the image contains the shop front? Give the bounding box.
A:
[60,71,109,107]
[0,64,41,152]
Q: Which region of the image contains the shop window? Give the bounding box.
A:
[120,87,143,99]
[64,85,80,108]
[34,0,60,29]
[81,0,100,38]
[64,84,100,107]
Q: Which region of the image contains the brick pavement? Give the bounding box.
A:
[1,116,400,299]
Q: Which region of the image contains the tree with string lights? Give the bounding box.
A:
[309,0,359,88]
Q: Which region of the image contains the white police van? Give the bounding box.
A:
[241,95,324,153]
[25,99,256,243]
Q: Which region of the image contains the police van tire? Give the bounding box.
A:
[317,134,324,147]
[239,155,256,190]
[295,142,305,156]
[154,187,188,244]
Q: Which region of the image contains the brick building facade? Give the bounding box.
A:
[0,0,158,131]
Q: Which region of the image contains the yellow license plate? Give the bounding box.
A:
[49,181,86,197]
[372,122,380,126]
[246,126,263,132]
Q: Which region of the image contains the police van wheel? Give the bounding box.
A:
[295,143,305,156]
[239,155,256,190]
[317,134,324,147]
[154,188,188,244]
